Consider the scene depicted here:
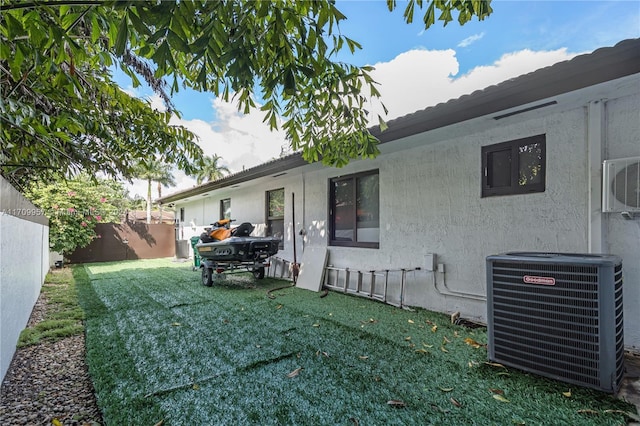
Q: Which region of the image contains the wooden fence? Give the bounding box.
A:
[67,222,175,263]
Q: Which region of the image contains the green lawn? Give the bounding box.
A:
[18,268,84,347]
[75,259,635,425]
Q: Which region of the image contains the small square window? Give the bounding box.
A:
[482,135,545,197]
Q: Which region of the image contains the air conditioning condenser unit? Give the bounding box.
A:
[487,252,624,393]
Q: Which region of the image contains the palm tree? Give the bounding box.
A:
[155,166,176,224]
[133,159,176,224]
[195,154,230,185]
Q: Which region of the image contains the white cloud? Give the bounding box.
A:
[148,94,167,112]
[368,47,579,121]
[458,32,485,48]
[128,97,288,199]
[172,97,287,173]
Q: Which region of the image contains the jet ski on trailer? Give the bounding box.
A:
[195,219,280,286]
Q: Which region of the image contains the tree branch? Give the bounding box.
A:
[1,1,103,11]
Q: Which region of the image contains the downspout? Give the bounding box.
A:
[587,100,606,253]
[300,172,306,252]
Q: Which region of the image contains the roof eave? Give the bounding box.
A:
[158,153,308,204]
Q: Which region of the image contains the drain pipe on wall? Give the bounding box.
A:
[299,173,307,252]
[427,253,486,302]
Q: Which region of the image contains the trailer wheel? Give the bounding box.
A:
[202,267,213,287]
[253,267,265,279]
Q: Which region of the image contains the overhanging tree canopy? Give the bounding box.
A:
[1,0,493,188]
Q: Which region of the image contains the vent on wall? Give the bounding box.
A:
[486,252,624,393]
[602,156,640,213]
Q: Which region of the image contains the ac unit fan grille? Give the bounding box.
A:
[491,262,601,386]
[612,162,639,207]
[603,156,640,212]
[488,254,624,393]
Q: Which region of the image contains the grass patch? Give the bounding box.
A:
[17,267,84,347]
[78,259,637,425]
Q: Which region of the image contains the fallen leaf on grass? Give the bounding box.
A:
[443,336,451,344]
[312,323,320,327]
[276,304,283,309]
[415,349,429,355]
[286,367,303,378]
[192,383,200,390]
[464,337,484,348]
[431,325,438,333]
[493,394,510,403]
[405,336,412,341]
[316,350,330,358]
[358,355,369,360]
[408,319,415,324]
[484,362,507,369]
[153,421,164,426]
[489,388,504,395]
[562,390,571,398]
[468,361,479,368]
[171,322,181,327]
[439,387,454,392]
[440,346,448,353]
[387,399,406,408]
[450,397,463,408]
[52,419,62,426]
[422,343,434,348]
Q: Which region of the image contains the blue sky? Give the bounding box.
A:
[336,1,639,67]
[120,0,640,197]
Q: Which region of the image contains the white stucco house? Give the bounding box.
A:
[159,39,640,350]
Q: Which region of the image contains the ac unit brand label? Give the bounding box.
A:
[523,275,556,286]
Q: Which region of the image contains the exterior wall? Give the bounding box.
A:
[301,106,591,321]
[175,175,307,263]
[167,76,640,349]
[0,177,49,382]
[604,92,640,349]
